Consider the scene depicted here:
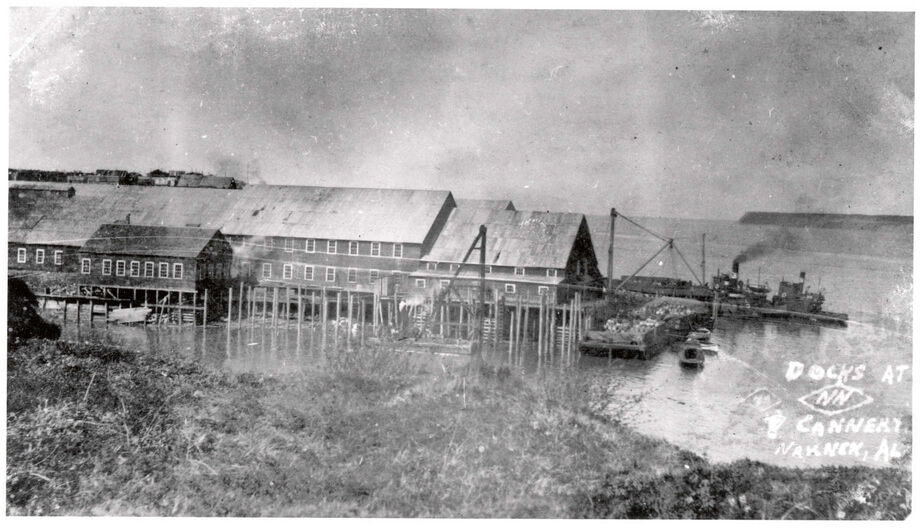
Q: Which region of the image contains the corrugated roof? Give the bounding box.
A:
[424,208,586,269]
[8,182,454,246]
[80,224,221,258]
[454,198,515,211]
[220,185,454,243]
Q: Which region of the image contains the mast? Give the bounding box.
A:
[607,208,617,293]
[701,233,706,286]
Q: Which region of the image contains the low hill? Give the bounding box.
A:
[739,212,912,231]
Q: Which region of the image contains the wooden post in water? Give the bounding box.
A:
[88,298,94,327]
[321,287,328,342]
[297,285,303,332]
[346,292,353,350]
[261,288,266,325]
[311,290,316,324]
[285,287,290,327]
[203,289,208,328]
[538,296,544,361]
[271,287,278,328]
[228,287,233,323]
[507,311,514,362]
[76,299,81,326]
[238,281,244,327]
[523,302,530,355]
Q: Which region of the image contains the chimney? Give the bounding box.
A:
[732,260,739,275]
[125,213,131,225]
[800,271,806,282]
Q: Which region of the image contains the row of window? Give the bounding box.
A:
[422,261,558,277]
[17,248,62,265]
[259,263,382,284]
[82,258,184,280]
[413,277,550,295]
[245,238,404,258]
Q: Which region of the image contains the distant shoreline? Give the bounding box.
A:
[739,212,912,230]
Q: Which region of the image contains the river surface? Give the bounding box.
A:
[49,218,912,470]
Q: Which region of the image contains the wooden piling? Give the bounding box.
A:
[321,287,328,338]
[346,292,353,350]
[228,287,233,323]
[271,287,278,328]
[297,285,303,332]
[507,311,514,361]
[238,281,244,327]
[202,289,208,327]
[538,296,544,360]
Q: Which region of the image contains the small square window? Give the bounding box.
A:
[116,260,126,276]
[81,258,91,274]
[159,263,169,278]
[326,267,336,282]
[349,241,359,255]
[130,261,140,277]
[450,264,458,272]
[284,238,295,253]
[35,249,45,264]
[514,267,525,276]
[306,239,316,253]
[145,262,155,277]
[304,266,314,281]
[102,259,112,275]
[347,268,357,283]
[370,242,380,256]
[547,269,558,278]
[173,263,183,279]
[538,286,549,295]
[427,262,437,271]
[327,240,337,254]
[54,251,63,265]
[415,278,427,288]
[393,243,403,258]
[505,283,516,294]
[262,263,272,279]
[486,265,492,273]
[17,248,26,263]
[369,270,379,283]
[283,263,293,280]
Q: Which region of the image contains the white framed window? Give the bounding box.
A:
[304,265,314,281]
[347,268,357,283]
[102,259,112,275]
[116,260,126,276]
[54,250,63,265]
[440,280,450,289]
[17,248,26,263]
[505,283,516,294]
[427,262,437,271]
[349,241,359,255]
[305,239,315,253]
[538,286,549,295]
[325,267,336,282]
[393,243,403,258]
[370,242,380,256]
[81,258,91,274]
[450,264,458,272]
[415,278,427,288]
[130,261,140,277]
[547,269,558,278]
[145,262,155,278]
[514,267,525,276]
[284,238,295,253]
[159,263,169,278]
[369,270,379,284]
[486,265,492,273]
[283,263,293,280]
[327,240,337,254]
[262,263,271,279]
[173,263,183,279]
[35,249,45,264]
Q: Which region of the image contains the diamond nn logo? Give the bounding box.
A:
[797,381,874,417]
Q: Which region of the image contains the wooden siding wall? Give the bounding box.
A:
[8,243,80,273]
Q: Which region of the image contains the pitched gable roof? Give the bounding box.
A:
[80,224,222,258]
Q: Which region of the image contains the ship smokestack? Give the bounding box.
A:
[732,260,739,275]
[800,271,806,282]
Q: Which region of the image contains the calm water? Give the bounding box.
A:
[49,219,912,469]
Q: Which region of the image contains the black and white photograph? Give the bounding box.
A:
[4,4,914,519]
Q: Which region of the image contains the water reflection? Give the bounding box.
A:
[52,310,910,469]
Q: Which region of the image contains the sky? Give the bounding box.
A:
[8,8,914,219]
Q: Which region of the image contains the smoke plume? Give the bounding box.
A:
[733,228,802,265]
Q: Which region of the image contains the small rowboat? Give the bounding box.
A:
[687,328,711,342]
[108,306,152,324]
[679,338,705,368]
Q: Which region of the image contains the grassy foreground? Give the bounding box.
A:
[7,339,912,518]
